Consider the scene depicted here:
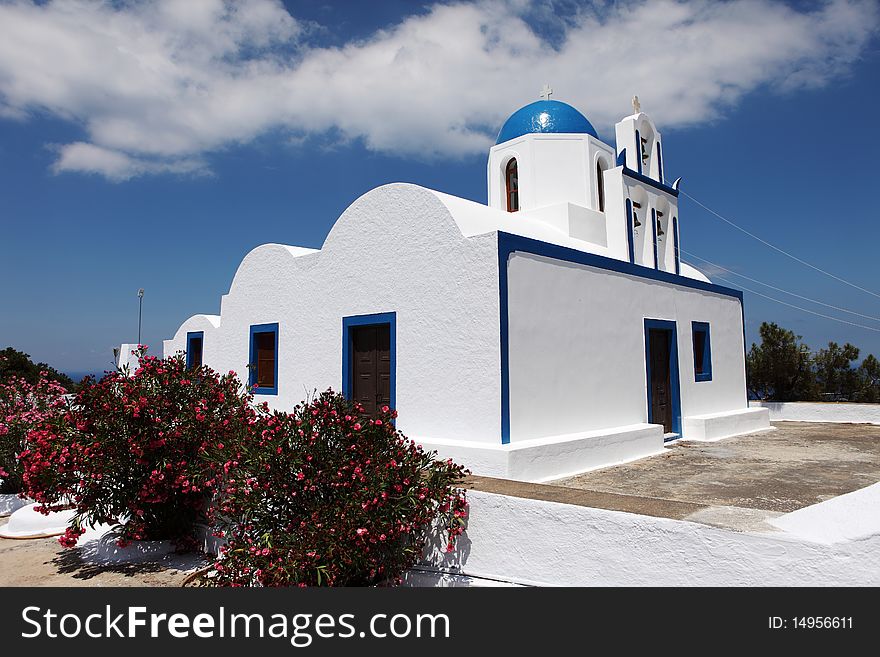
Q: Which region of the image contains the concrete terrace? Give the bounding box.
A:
[465,421,880,533]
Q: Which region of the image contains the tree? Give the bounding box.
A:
[854,354,880,403]
[746,322,816,401]
[0,347,76,391]
[814,342,860,400]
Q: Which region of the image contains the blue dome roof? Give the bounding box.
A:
[496,100,598,144]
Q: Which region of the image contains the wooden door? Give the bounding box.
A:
[254,332,275,388]
[350,324,391,416]
[189,337,203,368]
[649,329,673,433]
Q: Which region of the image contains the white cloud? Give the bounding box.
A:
[0,0,876,179]
[51,142,208,180]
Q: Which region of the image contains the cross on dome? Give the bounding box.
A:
[539,84,553,100]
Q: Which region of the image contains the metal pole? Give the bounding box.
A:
[137,288,144,345]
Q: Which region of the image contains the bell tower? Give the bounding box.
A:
[615,95,665,183]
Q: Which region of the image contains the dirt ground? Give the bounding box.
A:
[0,523,207,587]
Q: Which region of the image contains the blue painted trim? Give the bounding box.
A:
[499,243,511,445]
[692,321,713,382]
[635,129,642,174]
[616,148,627,167]
[185,331,203,369]
[248,322,279,396]
[498,233,742,300]
[656,141,664,184]
[625,198,635,264]
[341,312,397,413]
[622,166,679,198]
[672,216,680,276]
[497,232,743,445]
[644,319,682,436]
[651,208,658,270]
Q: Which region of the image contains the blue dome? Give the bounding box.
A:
[496,100,598,144]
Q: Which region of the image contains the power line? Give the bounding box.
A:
[707,271,880,333]
[681,190,880,301]
[681,249,880,324]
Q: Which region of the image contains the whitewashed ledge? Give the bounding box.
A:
[0,502,76,538]
[750,401,880,425]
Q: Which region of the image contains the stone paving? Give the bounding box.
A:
[467,421,880,532]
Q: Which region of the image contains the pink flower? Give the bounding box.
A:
[356,528,367,536]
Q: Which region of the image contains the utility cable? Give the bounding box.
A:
[681,190,880,301]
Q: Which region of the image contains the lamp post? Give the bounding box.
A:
[137,288,144,345]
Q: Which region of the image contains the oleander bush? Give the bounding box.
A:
[19,347,257,548]
[206,390,469,587]
[10,346,469,586]
[0,370,69,494]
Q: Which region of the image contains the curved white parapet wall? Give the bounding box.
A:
[0,493,31,517]
[0,503,75,539]
[165,183,504,447]
[163,313,221,362]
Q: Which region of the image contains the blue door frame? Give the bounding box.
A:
[341,312,396,412]
[644,318,682,438]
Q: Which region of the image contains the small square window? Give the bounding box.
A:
[249,323,278,395]
[692,322,712,382]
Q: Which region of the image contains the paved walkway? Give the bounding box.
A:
[468,421,880,532]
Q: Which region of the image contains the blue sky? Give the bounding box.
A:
[0,0,879,375]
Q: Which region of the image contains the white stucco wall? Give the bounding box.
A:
[115,343,143,374]
[164,184,503,446]
[750,401,880,425]
[421,490,880,586]
[487,133,615,216]
[507,252,748,441]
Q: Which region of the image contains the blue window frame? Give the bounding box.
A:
[248,322,279,395]
[342,312,396,412]
[644,318,682,438]
[185,331,204,369]
[692,321,712,382]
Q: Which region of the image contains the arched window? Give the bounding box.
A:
[505,159,519,212]
[596,161,605,212]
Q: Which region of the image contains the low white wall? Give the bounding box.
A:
[750,401,880,425]
[421,490,880,586]
[418,423,665,483]
[682,407,771,442]
[769,482,880,545]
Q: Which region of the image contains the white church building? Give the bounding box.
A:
[163,94,770,482]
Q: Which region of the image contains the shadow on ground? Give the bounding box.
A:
[51,548,171,580]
